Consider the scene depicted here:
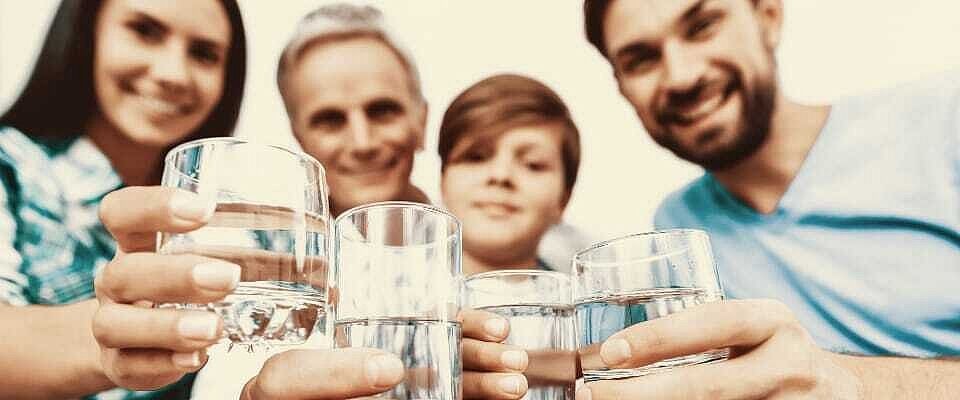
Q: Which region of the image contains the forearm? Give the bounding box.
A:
[0,299,114,399]
[832,353,959,399]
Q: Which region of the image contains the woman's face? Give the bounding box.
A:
[93,0,231,147]
[441,124,568,263]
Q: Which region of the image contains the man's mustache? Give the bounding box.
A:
[656,75,740,126]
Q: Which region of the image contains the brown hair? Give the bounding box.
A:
[438,73,581,196]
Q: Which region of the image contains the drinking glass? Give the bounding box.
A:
[159,138,330,352]
[574,229,727,382]
[333,201,463,400]
[465,270,576,400]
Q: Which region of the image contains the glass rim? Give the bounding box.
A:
[464,269,570,284]
[573,229,709,267]
[164,137,327,185]
[334,201,462,244]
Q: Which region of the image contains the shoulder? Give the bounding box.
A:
[0,126,56,170]
[654,176,713,229]
[831,70,960,131]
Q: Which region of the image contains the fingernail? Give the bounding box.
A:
[366,354,404,388]
[178,312,219,340]
[484,317,508,338]
[576,387,593,400]
[600,338,632,366]
[500,350,528,371]
[172,351,201,369]
[498,375,524,395]
[193,261,241,291]
[170,191,215,221]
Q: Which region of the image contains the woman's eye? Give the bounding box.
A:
[127,20,164,43]
[189,42,222,66]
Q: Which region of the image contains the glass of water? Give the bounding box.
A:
[574,229,727,382]
[464,270,576,400]
[159,138,330,352]
[333,201,463,400]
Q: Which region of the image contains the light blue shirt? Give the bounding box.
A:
[654,73,960,357]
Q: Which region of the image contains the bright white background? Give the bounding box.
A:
[3,0,960,241]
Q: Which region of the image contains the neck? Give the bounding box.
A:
[85,115,166,186]
[712,95,830,214]
[331,183,430,217]
[462,249,539,276]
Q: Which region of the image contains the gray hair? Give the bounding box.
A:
[276,3,423,102]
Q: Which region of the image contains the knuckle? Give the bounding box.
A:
[629,324,669,355]
[98,261,126,301]
[98,192,119,228]
[92,307,120,347]
[755,299,794,323]
[255,356,294,399]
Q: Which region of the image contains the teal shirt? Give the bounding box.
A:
[0,127,192,399]
[655,72,960,357]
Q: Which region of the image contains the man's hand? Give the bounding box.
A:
[94,187,239,390]
[578,299,862,400]
[240,348,405,399]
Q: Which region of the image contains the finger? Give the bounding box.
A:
[102,348,207,391]
[599,299,791,368]
[461,309,509,342]
[463,338,528,372]
[240,348,403,400]
[100,186,215,252]
[581,354,779,400]
[96,253,239,304]
[93,305,221,352]
[464,372,527,400]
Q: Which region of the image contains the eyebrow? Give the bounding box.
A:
[130,11,169,34]
[611,0,710,61]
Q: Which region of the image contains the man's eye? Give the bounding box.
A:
[309,110,346,131]
[687,14,722,40]
[366,100,404,122]
[623,54,658,73]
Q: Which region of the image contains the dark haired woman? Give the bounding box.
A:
[0,0,246,398]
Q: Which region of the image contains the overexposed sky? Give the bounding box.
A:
[2,0,959,240]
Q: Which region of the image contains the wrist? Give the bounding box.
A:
[825,352,866,400]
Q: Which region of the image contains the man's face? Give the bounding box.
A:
[604,0,779,171]
[284,37,425,214]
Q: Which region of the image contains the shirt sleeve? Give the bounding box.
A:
[0,171,27,306]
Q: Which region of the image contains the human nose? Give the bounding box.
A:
[347,113,378,160]
[484,154,514,189]
[661,40,706,94]
[150,42,191,93]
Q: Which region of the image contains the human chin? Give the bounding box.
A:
[108,106,195,147]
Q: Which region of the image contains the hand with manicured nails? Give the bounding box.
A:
[94,186,239,389]
[95,186,529,398]
[577,300,861,400]
[242,309,530,400]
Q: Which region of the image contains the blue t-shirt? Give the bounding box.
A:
[654,73,960,357]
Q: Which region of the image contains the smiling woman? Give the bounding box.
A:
[0,0,246,398]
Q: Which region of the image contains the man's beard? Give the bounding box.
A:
[651,67,777,172]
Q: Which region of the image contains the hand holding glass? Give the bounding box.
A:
[465,270,576,400]
[159,138,330,351]
[574,229,727,381]
[333,202,463,400]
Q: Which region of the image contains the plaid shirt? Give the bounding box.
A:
[0,126,192,399]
